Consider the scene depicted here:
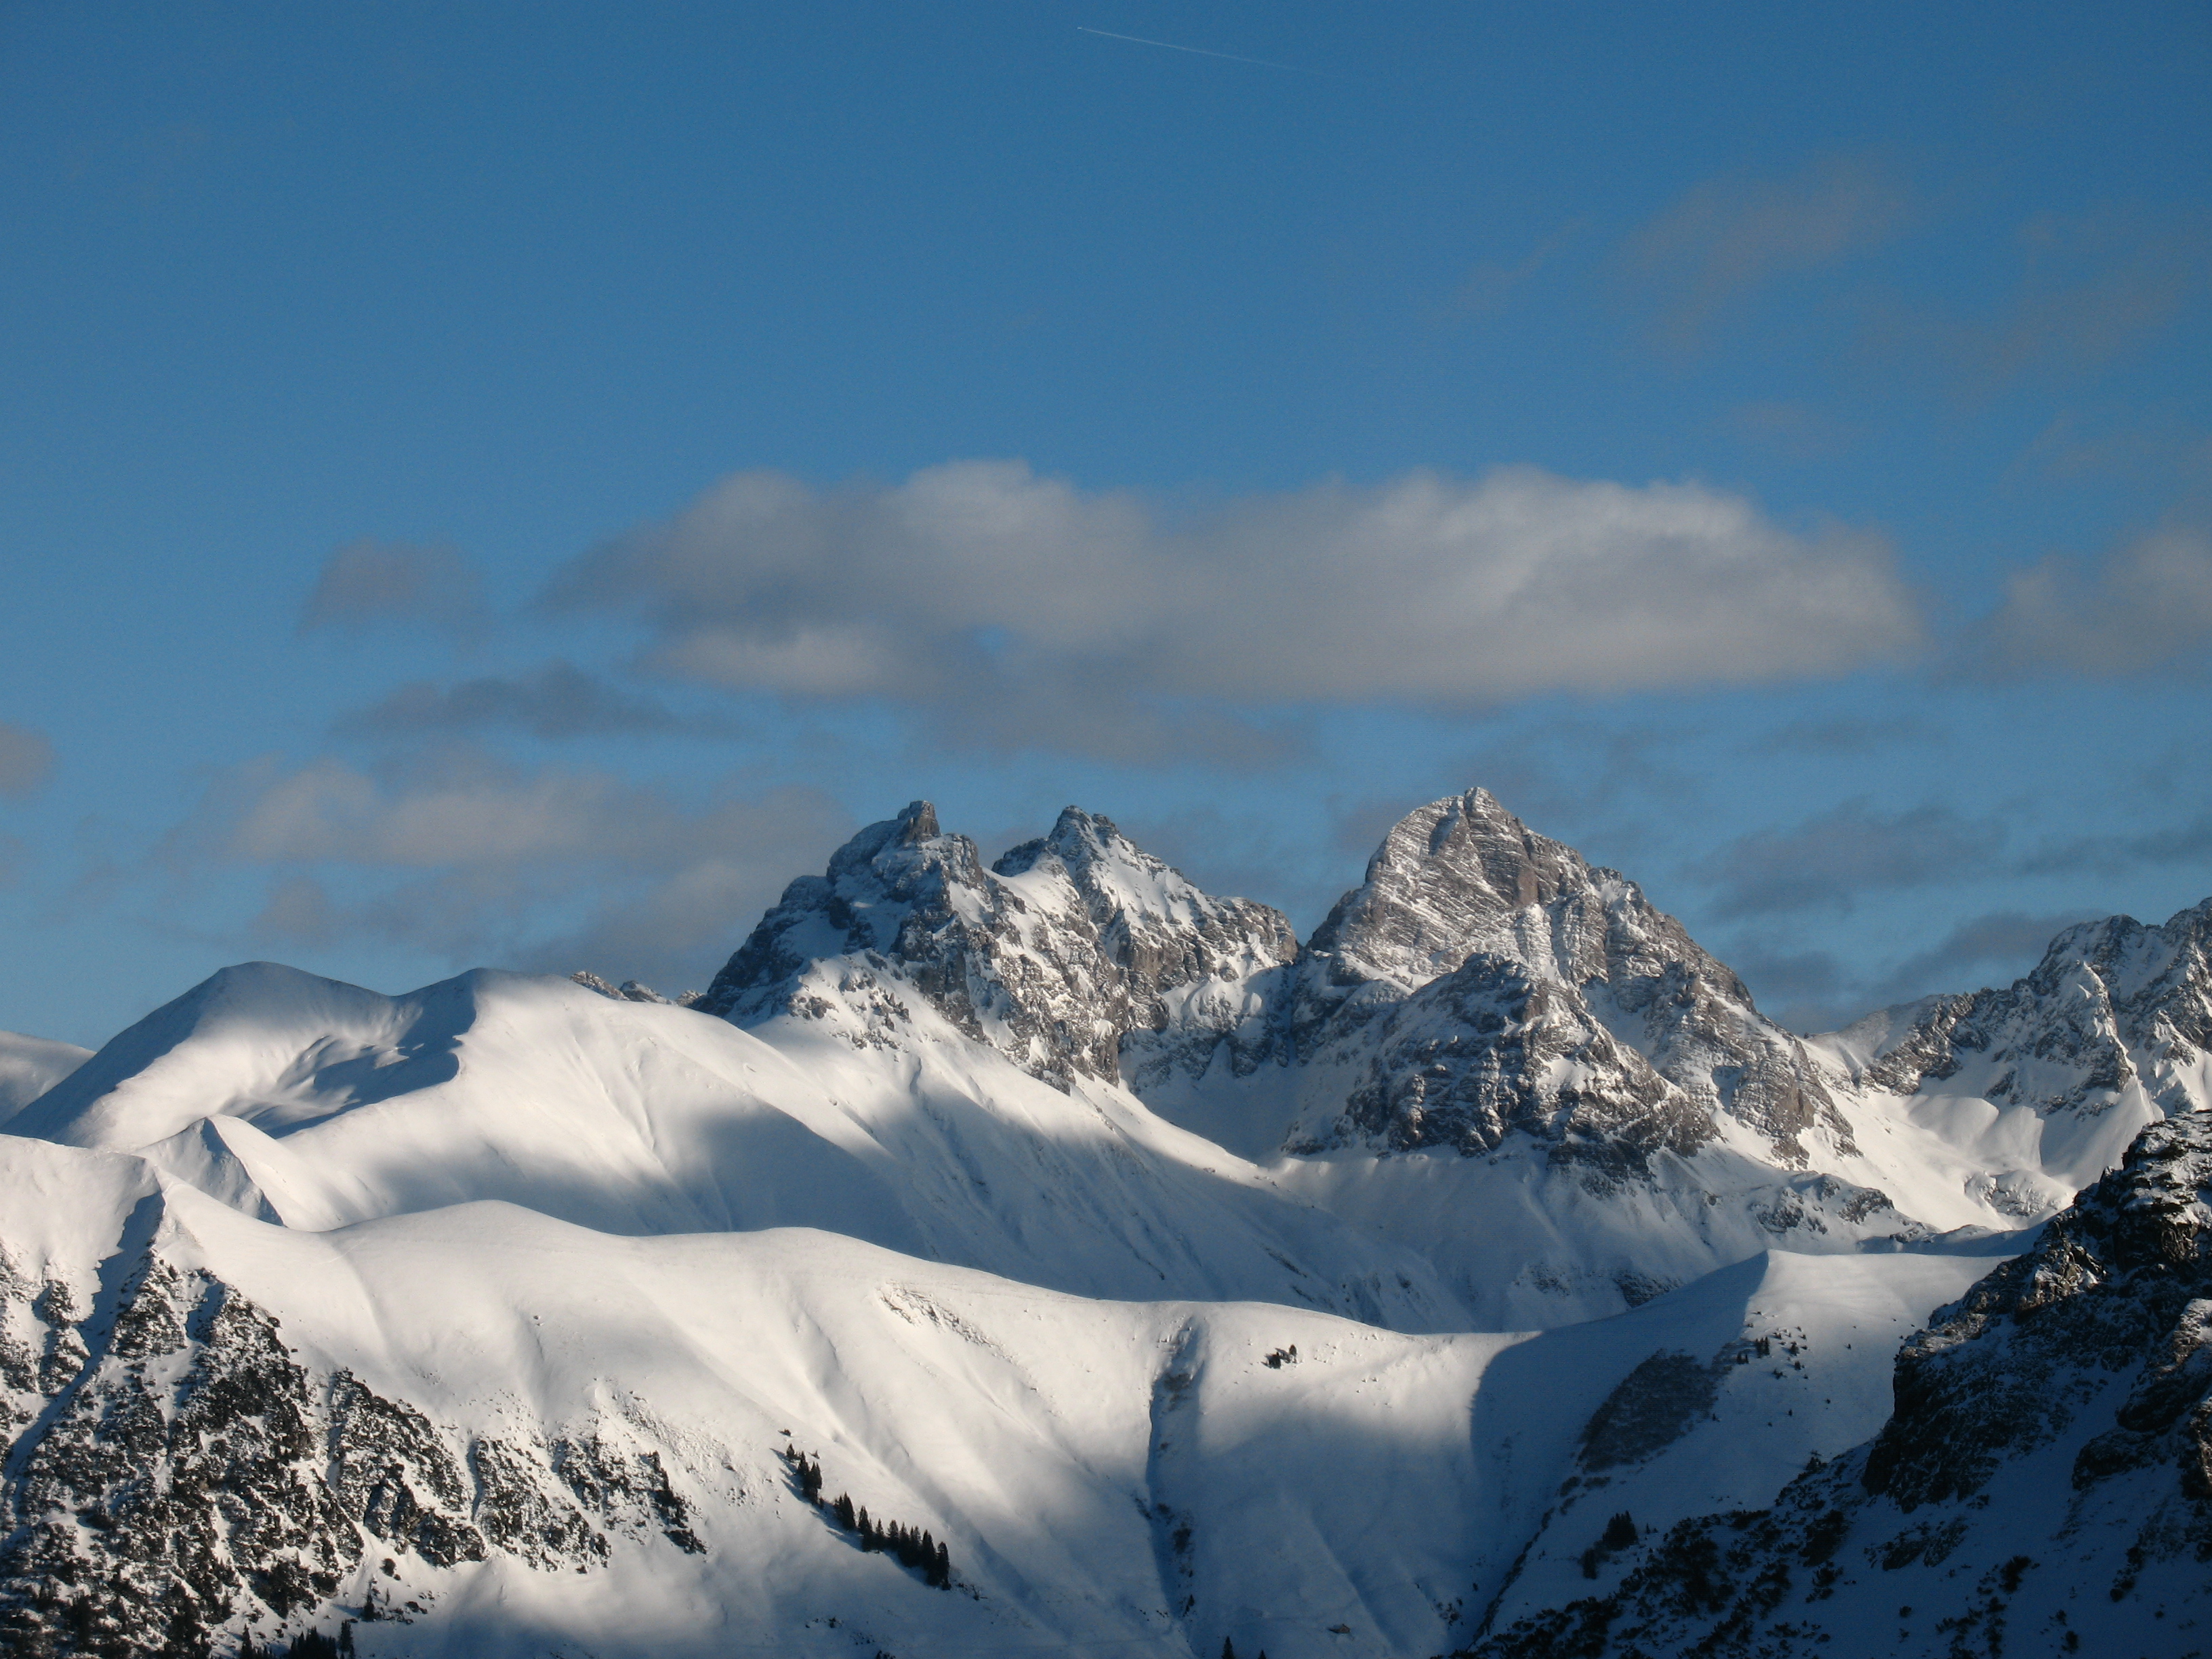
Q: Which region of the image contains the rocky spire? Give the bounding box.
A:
[697,801,1294,1090]
[1277,787,1848,1166]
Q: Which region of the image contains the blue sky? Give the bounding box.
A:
[3,1,2209,1047]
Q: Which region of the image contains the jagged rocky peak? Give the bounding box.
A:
[994,806,1294,975]
[1305,787,1610,995]
[1853,895,2212,1123]
[1286,787,1847,1166]
[698,800,1294,1090]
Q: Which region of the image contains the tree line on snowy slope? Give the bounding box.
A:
[782,1445,952,1590]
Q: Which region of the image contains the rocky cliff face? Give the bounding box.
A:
[1467,1107,2212,1659]
[697,801,1295,1090]
[1271,790,1849,1167]
[1848,898,2212,1121]
[0,1241,703,1658]
[1862,1105,2212,1514]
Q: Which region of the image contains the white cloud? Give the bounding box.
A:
[548,460,1922,754]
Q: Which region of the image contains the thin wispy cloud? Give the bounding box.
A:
[1694,799,2005,919]
[1074,26,1322,76]
[181,746,853,989]
[299,539,489,640]
[0,724,55,798]
[1626,155,1910,354]
[335,661,745,742]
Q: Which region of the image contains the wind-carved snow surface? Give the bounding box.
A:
[3,785,2211,1656]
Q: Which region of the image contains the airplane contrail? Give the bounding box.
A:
[1074,26,1322,75]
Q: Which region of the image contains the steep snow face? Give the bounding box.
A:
[1467,1109,2212,1659]
[11,960,1457,1328]
[699,801,1296,1091]
[1263,790,1849,1168]
[0,1136,1990,1659]
[0,1029,89,1124]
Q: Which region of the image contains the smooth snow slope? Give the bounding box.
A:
[0,1134,1992,1659]
[10,962,1460,1328]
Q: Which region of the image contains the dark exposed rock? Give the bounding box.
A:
[327,1371,485,1568]
[1310,953,1709,1167]
[1860,1107,2212,1511]
[553,1432,707,1555]
[470,1436,607,1569]
[0,1244,715,1657]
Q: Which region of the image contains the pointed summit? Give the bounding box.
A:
[1305,787,1610,996]
[1275,787,1849,1167]
[700,802,1293,1088]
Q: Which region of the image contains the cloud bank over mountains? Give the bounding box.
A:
[207,457,2210,1023]
[549,460,1923,732]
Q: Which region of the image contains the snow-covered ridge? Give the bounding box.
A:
[0,1134,1993,1659]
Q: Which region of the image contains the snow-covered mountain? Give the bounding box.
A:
[9,960,1451,1326]
[2,783,2209,1658]
[1466,1107,2212,1658]
[696,799,1296,1093]
[1815,896,2212,1214]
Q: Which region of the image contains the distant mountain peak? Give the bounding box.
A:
[1845,893,2212,1147]
[1277,787,1847,1168]
[697,800,1293,1088]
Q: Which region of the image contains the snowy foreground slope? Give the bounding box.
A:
[0,1135,1993,1659]
[2,787,2210,1656]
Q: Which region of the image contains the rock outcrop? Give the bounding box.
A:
[697,801,1295,1090]
[1465,1108,2212,1658]
[0,1240,706,1657]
